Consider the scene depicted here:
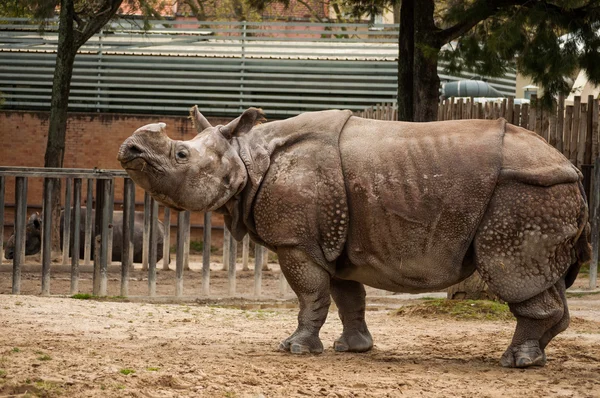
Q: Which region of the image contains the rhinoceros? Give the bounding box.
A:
[118,106,590,368]
[4,210,165,264]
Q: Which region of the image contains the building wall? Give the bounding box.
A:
[1,110,232,246]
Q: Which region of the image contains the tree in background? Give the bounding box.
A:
[1,0,165,252]
[342,0,600,122]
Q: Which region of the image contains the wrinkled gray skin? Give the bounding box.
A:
[4,210,164,264]
[118,106,591,368]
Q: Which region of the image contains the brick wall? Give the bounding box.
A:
[1,110,233,246]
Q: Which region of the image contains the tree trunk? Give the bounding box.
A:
[44,0,77,253]
[397,0,414,122]
[413,0,440,122]
[397,0,440,122]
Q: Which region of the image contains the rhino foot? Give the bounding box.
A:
[279,331,324,354]
[334,329,373,353]
[500,340,547,368]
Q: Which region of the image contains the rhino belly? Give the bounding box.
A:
[337,117,504,292]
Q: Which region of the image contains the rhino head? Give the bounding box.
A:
[5,213,42,259]
[118,106,266,212]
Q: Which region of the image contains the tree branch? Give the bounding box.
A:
[437,0,528,45]
[74,0,123,49]
[438,0,600,45]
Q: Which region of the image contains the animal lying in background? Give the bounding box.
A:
[4,210,165,263]
[118,106,590,368]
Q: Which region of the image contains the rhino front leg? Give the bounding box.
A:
[331,278,373,352]
[278,247,331,354]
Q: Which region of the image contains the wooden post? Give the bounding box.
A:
[121,178,135,297]
[142,192,151,271]
[228,232,237,296]
[548,101,557,147]
[564,105,574,159]
[242,234,250,271]
[521,103,529,129]
[592,99,599,161]
[590,156,600,290]
[0,176,4,263]
[585,95,594,166]
[93,235,101,295]
[528,95,537,134]
[162,207,171,270]
[12,177,27,294]
[506,97,514,124]
[254,243,263,297]
[183,210,191,271]
[222,227,230,271]
[279,266,288,296]
[62,178,72,265]
[556,94,565,154]
[106,179,115,265]
[513,104,521,127]
[176,210,187,296]
[99,179,111,297]
[577,104,588,169]
[84,179,93,266]
[148,198,159,297]
[571,96,581,164]
[41,178,53,296]
[70,178,82,295]
[202,211,212,295]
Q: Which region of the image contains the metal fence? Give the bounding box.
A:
[0,18,517,117]
[0,166,285,298]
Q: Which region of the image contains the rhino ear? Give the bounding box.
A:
[189,105,212,134]
[219,108,266,140]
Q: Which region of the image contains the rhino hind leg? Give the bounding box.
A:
[474,181,585,368]
[277,247,331,354]
[500,280,566,368]
[330,278,373,352]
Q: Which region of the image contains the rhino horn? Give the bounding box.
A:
[220,107,266,139]
[190,105,212,134]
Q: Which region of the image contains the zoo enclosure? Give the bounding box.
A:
[0,18,517,118]
[0,167,282,298]
[356,95,600,289]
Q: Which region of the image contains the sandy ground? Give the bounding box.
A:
[0,258,599,397]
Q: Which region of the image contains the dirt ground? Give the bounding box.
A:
[0,257,599,397]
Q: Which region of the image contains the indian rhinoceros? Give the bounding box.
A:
[118,106,590,368]
[4,210,165,264]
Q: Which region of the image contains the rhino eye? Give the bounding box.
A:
[176,151,187,160]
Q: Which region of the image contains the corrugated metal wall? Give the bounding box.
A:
[0,19,517,118]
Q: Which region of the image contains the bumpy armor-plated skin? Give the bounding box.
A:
[119,108,590,368]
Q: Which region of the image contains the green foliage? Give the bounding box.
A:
[190,240,204,253]
[439,1,600,105]
[119,368,136,375]
[71,293,94,300]
[396,298,514,321]
[37,353,52,361]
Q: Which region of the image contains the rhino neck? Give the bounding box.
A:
[218,110,353,250]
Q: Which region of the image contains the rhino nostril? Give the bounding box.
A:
[128,144,143,155]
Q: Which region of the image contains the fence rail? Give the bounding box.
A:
[0,166,286,298]
[0,18,516,117]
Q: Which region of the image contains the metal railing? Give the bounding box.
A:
[0,166,283,298]
[0,18,517,117]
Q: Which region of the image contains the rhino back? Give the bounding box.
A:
[337,117,505,291]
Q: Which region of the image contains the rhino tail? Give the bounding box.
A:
[565,179,592,289]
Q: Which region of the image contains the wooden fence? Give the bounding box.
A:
[0,167,288,298]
